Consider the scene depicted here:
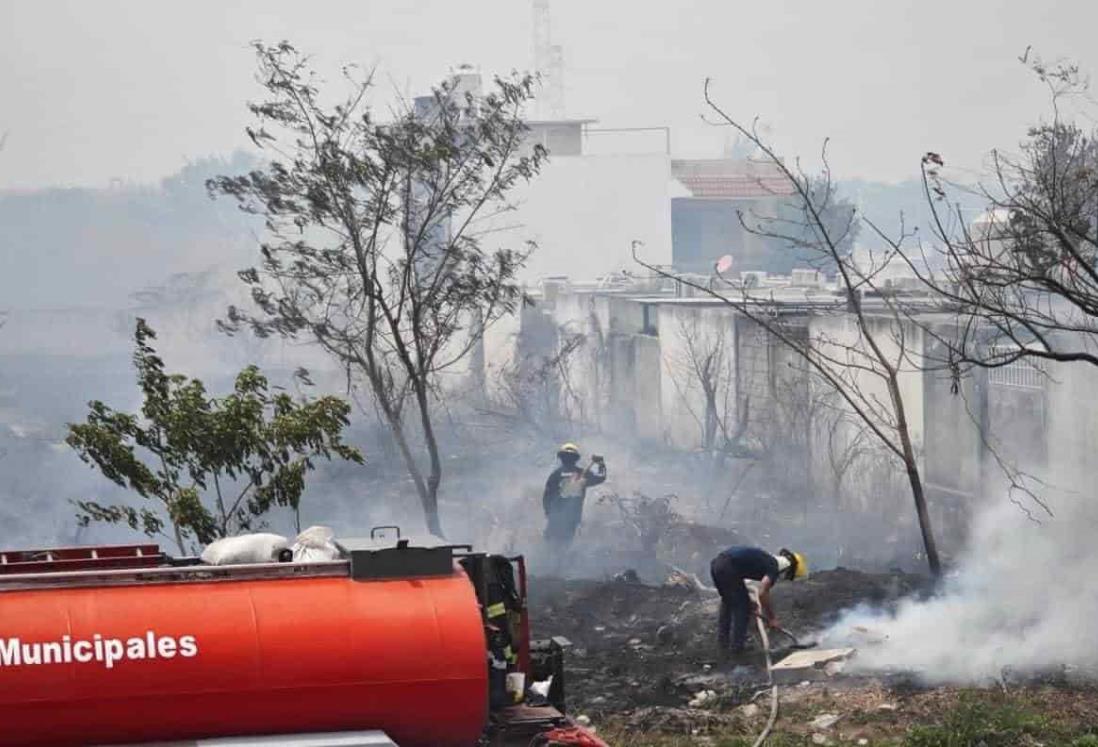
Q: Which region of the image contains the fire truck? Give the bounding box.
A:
[0,532,607,747]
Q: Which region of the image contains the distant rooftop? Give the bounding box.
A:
[524,118,598,126]
[671,158,796,199]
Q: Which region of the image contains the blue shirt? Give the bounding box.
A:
[720,546,780,585]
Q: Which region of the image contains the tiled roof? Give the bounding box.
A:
[672,158,796,199]
[675,175,796,198]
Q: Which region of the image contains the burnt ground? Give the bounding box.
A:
[527,568,932,716]
[525,571,1098,744]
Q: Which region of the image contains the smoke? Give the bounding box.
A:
[822,491,1098,684]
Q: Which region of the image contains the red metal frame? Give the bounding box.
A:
[0,543,164,575]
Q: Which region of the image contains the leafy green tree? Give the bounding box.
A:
[209,42,544,536]
[67,319,362,552]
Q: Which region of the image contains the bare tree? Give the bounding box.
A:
[210,42,545,536]
[634,80,943,575]
[666,313,737,451]
[822,401,876,509]
[597,490,680,559]
[483,328,584,442]
[891,55,1098,376]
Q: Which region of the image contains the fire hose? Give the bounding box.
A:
[749,589,778,747]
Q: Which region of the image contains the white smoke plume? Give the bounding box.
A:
[821,491,1098,683]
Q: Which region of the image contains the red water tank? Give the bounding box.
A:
[0,566,488,746]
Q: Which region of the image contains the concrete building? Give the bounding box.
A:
[412,65,675,283]
[414,66,855,289]
[670,158,803,274]
[486,269,1092,564]
[521,119,593,157]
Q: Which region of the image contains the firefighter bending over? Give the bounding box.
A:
[542,442,607,547]
[710,546,808,658]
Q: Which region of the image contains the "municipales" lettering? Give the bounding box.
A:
[0,632,198,669]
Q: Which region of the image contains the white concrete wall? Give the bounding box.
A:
[808,313,926,453]
[1045,358,1098,499]
[503,288,940,500]
[657,304,736,451]
[494,284,1098,563]
[634,334,663,442]
[806,312,927,523]
[509,154,673,282]
[546,291,608,426]
[479,307,523,403]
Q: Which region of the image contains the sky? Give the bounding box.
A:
[2,0,1097,189]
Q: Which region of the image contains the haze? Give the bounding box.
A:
[4,0,1098,190]
[4,5,1098,746]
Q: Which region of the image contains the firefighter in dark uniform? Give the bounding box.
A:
[542,442,607,547]
[710,546,808,657]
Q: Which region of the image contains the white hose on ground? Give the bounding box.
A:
[749,588,778,747]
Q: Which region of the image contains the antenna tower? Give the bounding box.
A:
[532,0,565,119]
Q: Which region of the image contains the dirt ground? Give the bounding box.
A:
[525,571,1098,745]
[594,684,1098,746]
[527,568,931,715]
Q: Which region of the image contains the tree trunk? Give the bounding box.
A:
[468,308,487,407]
[890,375,942,577]
[360,357,443,538]
[704,393,718,450]
[423,496,443,538]
[904,455,941,577]
[172,523,186,556]
[379,404,437,536]
[413,382,445,539]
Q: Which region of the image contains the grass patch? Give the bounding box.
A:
[904,693,1082,747]
[595,687,1098,746]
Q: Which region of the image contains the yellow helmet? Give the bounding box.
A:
[792,551,809,580]
[779,549,809,581]
[558,442,580,456]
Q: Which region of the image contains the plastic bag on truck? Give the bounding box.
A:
[292,525,342,562]
[200,533,290,565]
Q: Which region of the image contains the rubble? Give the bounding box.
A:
[624,706,741,733]
[664,566,714,593]
[770,648,856,684]
[687,689,718,708]
[808,713,842,730]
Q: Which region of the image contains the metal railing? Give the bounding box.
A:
[0,559,351,593]
[987,347,1045,390]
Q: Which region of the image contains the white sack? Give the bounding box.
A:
[200,533,290,565]
[292,525,342,562]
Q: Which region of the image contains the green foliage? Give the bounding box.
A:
[67,319,363,552]
[208,42,545,536]
[904,697,1051,747]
